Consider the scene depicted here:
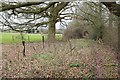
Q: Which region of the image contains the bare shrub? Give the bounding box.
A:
[63,26,83,40]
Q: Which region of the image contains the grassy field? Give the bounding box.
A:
[0,33,62,44]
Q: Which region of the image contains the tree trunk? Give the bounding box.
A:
[48,4,57,43]
[47,2,68,42]
[118,17,120,52]
[99,3,104,40]
[117,17,120,77]
[48,20,56,42]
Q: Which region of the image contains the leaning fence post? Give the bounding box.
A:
[22,40,26,57]
[42,35,45,48]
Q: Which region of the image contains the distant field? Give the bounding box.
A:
[0,33,62,44]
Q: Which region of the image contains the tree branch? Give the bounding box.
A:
[14,2,57,14]
[102,2,120,17]
[1,2,44,12]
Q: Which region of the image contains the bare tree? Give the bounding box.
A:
[0,2,75,42]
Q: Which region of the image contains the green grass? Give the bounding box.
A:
[0,33,62,44]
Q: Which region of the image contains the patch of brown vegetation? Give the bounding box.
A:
[1,39,119,78]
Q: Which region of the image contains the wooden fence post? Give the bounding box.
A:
[42,36,44,48]
[22,40,26,57]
